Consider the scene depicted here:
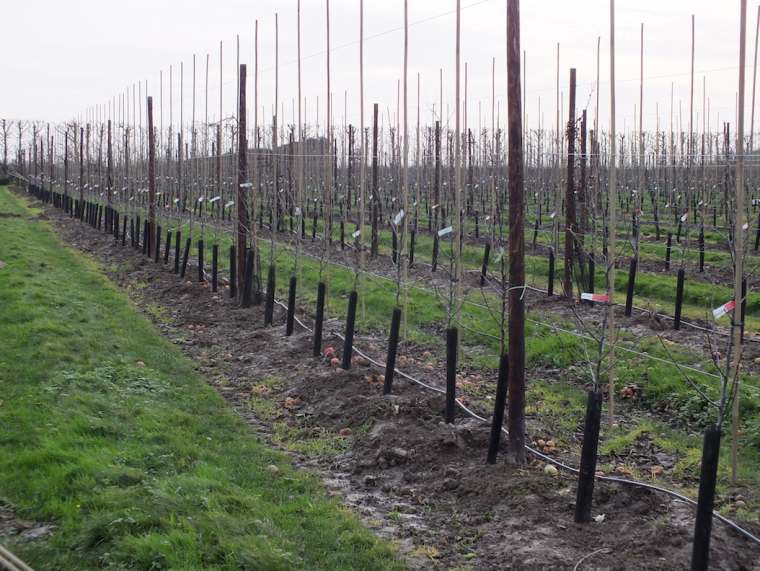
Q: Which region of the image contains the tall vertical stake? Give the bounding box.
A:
[107,120,113,214]
[608,0,618,428]
[454,0,462,353]
[564,69,576,300]
[298,2,305,297]
[359,0,366,317]
[147,97,156,246]
[732,0,748,485]
[402,0,409,340]
[371,103,379,259]
[506,0,526,464]
[237,64,249,296]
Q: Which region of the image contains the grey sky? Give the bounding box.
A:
[0,1,752,135]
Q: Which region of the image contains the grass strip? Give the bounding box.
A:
[0,187,403,570]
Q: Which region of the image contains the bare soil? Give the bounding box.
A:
[18,187,760,571]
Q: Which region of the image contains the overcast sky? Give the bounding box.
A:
[0,1,754,135]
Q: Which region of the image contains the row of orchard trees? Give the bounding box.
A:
[1,1,756,568]
[5,114,760,252]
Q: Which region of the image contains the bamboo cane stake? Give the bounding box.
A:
[637,23,644,262]
[192,55,197,238]
[564,69,576,300]
[702,76,706,224]
[359,0,366,318]
[148,96,155,244]
[593,36,600,257]
[687,14,695,241]
[751,5,760,153]
[416,70,421,235]
[403,0,409,340]
[608,0,617,429]
[180,63,186,223]
[732,0,748,486]
[555,43,561,257]
[455,0,462,351]
[273,14,279,274]
[491,57,496,246]
[326,0,332,306]
[252,23,259,292]
[298,0,304,296]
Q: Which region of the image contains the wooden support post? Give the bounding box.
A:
[564,69,576,300]
[506,0,526,464]
[371,103,379,259]
[237,64,249,296]
[147,98,156,246]
[731,0,748,485]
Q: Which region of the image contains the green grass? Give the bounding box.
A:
[0,187,403,570]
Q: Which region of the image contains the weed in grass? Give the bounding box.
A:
[410,545,441,559]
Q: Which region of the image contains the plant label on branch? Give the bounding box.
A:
[295,207,302,215]
[581,293,609,302]
[550,211,556,219]
[174,198,180,204]
[394,210,404,225]
[210,196,221,203]
[438,226,453,237]
[681,213,688,222]
[240,183,252,188]
[352,230,361,238]
[713,300,736,319]
[198,196,205,202]
[743,222,750,230]
[225,201,235,208]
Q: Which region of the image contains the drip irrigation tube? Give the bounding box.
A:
[272,297,760,549]
[60,214,760,546]
[278,248,760,394]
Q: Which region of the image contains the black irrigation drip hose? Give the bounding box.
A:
[274,245,760,394]
[65,212,760,543]
[500,278,760,344]
[271,295,760,549]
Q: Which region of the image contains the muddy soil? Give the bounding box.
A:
[17,188,760,571]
